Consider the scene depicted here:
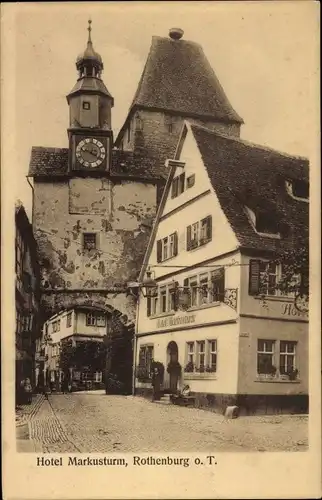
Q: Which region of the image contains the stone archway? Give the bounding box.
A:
[38,294,135,395]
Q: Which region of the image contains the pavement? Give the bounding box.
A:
[16,391,308,453]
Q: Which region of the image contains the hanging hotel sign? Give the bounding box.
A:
[156,314,196,329]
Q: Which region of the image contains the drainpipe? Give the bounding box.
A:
[132,292,140,396]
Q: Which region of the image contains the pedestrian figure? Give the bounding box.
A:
[24,378,33,404]
[151,366,161,401]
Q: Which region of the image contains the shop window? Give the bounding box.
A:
[137,345,154,381]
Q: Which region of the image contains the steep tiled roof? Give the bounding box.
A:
[130,36,243,124]
[190,124,309,253]
[28,147,164,182]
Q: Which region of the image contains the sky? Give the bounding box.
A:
[9,1,319,217]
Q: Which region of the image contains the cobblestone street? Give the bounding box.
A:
[16,392,308,453]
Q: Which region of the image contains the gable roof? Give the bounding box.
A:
[190,124,309,254]
[115,33,243,145]
[138,121,309,280]
[28,147,165,182]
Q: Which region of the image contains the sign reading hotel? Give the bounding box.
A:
[156,314,196,329]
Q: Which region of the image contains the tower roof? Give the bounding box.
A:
[130,29,243,123]
[76,19,103,70]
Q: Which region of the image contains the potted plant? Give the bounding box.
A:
[286,368,299,381]
[205,365,216,373]
[184,361,194,373]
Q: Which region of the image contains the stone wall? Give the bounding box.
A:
[33,177,157,319]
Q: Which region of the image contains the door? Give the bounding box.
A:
[167,341,179,393]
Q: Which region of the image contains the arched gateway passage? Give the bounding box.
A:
[36,295,135,395]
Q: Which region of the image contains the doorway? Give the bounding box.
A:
[167,341,179,393]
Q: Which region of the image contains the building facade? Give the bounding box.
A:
[134,122,309,415]
[42,307,107,391]
[27,25,246,381]
[15,202,41,402]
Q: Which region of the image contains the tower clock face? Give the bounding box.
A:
[76,138,106,168]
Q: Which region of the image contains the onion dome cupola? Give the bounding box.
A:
[67,20,114,131]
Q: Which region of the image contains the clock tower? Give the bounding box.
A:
[67,20,113,173]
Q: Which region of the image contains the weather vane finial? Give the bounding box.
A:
[87,19,92,44]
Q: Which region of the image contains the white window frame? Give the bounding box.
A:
[196,341,206,370]
[207,340,217,372]
[187,342,195,365]
[279,341,297,374]
[86,313,96,326]
[257,339,275,375]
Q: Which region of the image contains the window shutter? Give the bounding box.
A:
[147,297,151,317]
[186,225,191,251]
[156,239,162,263]
[249,259,261,295]
[173,281,179,311]
[173,232,178,256]
[206,216,212,241]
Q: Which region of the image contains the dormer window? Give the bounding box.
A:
[245,206,280,238]
[286,180,309,202]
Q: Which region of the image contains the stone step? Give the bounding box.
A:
[153,400,172,405]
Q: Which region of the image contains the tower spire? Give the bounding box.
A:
[87,19,92,44]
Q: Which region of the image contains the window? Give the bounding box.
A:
[210,268,225,302]
[168,123,173,134]
[187,342,195,365]
[279,341,296,374]
[94,371,103,383]
[127,126,131,143]
[187,216,212,250]
[257,340,275,374]
[208,340,217,372]
[199,273,209,305]
[171,172,185,198]
[86,312,106,327]
[185,340,217,373]
[189,276,198,307]
[197,341,205,370]
[138,345,154,380]
[52,321,57,333]
[156,232,178,262]
[57,320,60,332]
[96,314,106,327]
[160,286,167,313]
[147,282,178,316]
[66,313,72,328]
[259,261,278,296]
[83,101,90,110]
[83,233,97,250]
[86,313,96,326]
[249,259,300,297]
[186,174,195,189]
